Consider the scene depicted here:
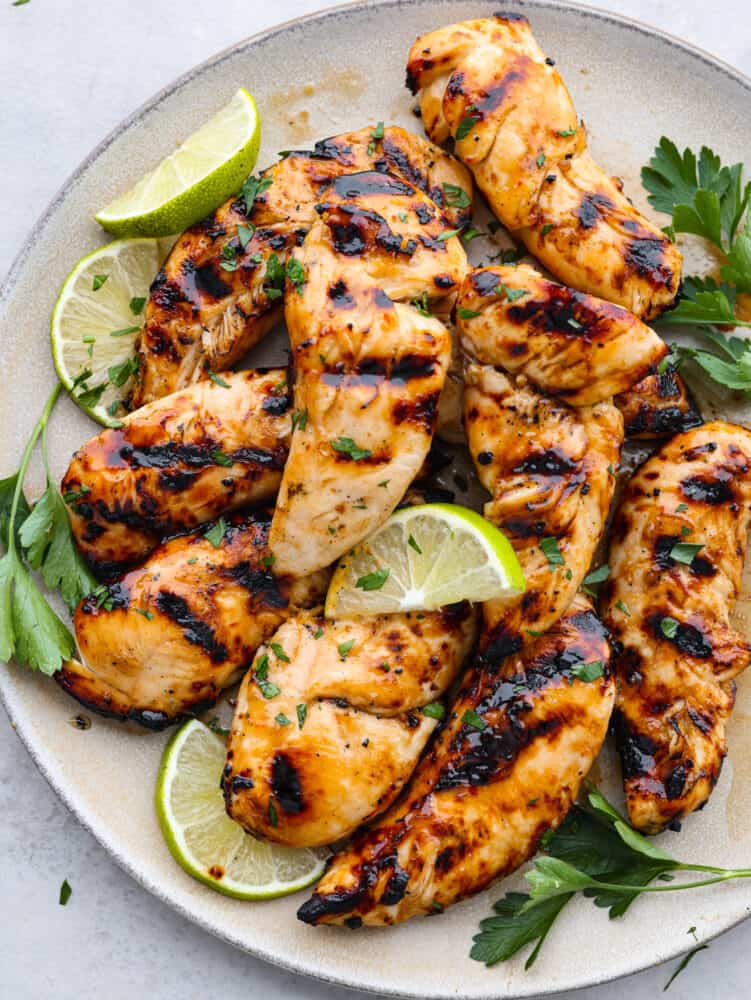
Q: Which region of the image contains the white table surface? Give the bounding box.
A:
[1,1,750,997]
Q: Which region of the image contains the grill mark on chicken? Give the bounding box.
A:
[155,591,229,663]
[614,365,703,439]
[58,511,329,728]
[297,596,614,926]
[269,167,469,576]
[457,265,667,407]
[223,606,477,846]
[62,370,292,576]
[134,126,471,404]
[464,363,622,651]
[406,14,682,320]
[602,422,751,832]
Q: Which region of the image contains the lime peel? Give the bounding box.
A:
[155,719,327,900]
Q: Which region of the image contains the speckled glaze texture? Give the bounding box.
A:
[2,2,751,998]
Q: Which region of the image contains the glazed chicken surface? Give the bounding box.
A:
[614,364,703,439]
[269,170,468,576]
[602,422,751,833]
[406,12,682,320]
[223,604,477,847]
[59,511,328,728]
[298,594,613,926]
[133,127,472,405]
[464,363,622,657]
[457,265,667,406]
[62,369,290,577]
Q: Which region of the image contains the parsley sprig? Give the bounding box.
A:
[641,138,751,393]
[0,385,96,674]
[472,787,751,970]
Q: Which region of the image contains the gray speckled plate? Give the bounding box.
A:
[2,2,751,997]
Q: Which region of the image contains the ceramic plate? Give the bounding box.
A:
[3,2,751,996]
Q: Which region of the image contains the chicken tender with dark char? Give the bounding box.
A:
[298,595,613,926]
[223,604,478,847]
[457,264,667,406]
[464,363,622,657]
[602,422,751,833]
[62,369,290,578]
[270,170,468,576]
[57,511,328,729]
[133,127,472,405]
[406,12,681,319]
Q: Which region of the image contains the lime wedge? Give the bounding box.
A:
[50,237,171,425]
[325,503,525,617]
[95,88,261,237]
[156,720,328,900]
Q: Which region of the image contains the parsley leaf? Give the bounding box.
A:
[59,879,72,906]
[570,660,604,683]
[241,173,272,215]
[456,109,481,140]
[421,702,445,721]
[442,182,471,209]
[270,642,290,663]
[330,436,371,461]
[337,639,355,659]
[129,296,146,315]
[204,517,227,548]
[669,542,704,565]
[296,703,307,729]
[539,536,565,568]
[457,307,481,320]
[471,892,573,969]
[355,568,390,591]
[462,708,486,731]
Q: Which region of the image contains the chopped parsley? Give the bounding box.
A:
[286,257,305,294]
[92,274,108,291]
[456,108,480,140]
[296,703,308,729]
[442,182,471,209]
[539,536,565,569]
[422,702,445,721]
[206,369,231,388]
[205,517,227,548]
[338,639,355,660]
[129,296,146,315]
[496,282,528,303]
[355,568,390,591]
[291,408,308,432]
[237,223,255,249]
[271,642,290,663]
[275,712,290,727]
[241,173,272,215]
[462,708,487,731]
[437,228,461,241]
[330,436,371,461]
[367,120,385,156]
[211,449,233,467]
[669,542,704,565]
[267,797,279,827]
[59,879,72,906]
[571,660,604,683]
[408,534,422,555]
[458,307,482,320]
[660,616,679,639]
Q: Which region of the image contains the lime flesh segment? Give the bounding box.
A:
[325,503,525,617]
[50,237,166,426]
[155,720,327,900]
[95,88,261,237]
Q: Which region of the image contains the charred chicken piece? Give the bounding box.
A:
[58,511,328,728]
[464,363,622,657]
[269,170,468,576]
[62,369,290,578]
[602,421,751,833]
[457,264,667,406]
[298,595,613,926]
[133,127,472,405]
[223,604,477,847]
[406,13,682,320]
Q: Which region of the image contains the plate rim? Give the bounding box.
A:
[2,1,751,997]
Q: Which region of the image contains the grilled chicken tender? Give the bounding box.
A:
[269,171,468,576]
[58,511,328,729]
[298,595,613,926]
[133,127,472,405]
[457,265,667,406]
[223,604,477,847]
[614,364,703,439]
[406,12,682,320]
[62,370,290,577]
[464,363,622,656]
[602,422,751,833]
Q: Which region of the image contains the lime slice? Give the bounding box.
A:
[50,237,169,425]
[325,503,525,617]
[95,88,261,237]
[156,720,328,900]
